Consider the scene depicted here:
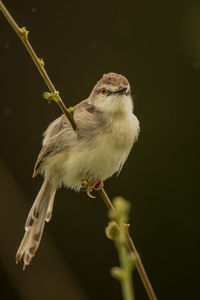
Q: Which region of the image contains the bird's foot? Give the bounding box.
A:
[81,179,104,198]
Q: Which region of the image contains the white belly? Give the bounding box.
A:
[61,112,139,190]
[45,112,139,191]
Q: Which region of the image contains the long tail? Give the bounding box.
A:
[16,180,56,270]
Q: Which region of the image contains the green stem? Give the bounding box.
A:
[117,231,135,300]
[0,0,76,131]
[98,188,157,300]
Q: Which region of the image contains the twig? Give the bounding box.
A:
[98,188,115,211]
[98,188,157,300]
[0,0,76,132]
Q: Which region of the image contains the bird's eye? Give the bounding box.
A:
[100,88,107,95]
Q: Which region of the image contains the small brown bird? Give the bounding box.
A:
[16,72,140,269]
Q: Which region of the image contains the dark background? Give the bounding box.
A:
[0,0,199,299]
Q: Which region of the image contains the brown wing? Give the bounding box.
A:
[33,147,51,177]
[33,114,69,177]
[33,99,101,177]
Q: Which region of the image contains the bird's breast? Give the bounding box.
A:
[60,112,139,190]
[80,112,139,179]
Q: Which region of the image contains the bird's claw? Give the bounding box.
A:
[81,179,104,198]
[87,189,96,199]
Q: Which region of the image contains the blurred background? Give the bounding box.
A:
[0,0,199,299]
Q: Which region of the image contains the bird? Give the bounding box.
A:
[16,72,140,269]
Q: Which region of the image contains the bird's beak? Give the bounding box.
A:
[113,86,127,94]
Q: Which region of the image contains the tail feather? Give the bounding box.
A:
[45,190,56,222]
[16,180,56,269]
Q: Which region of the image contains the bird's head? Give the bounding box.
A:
[89,72,133,114]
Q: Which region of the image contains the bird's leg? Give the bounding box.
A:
[94,180,104,190]
[81,179,104,198]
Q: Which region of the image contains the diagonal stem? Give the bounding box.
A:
[0,0,76,131]
[98,188,157,300]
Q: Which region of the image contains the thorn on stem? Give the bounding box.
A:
[20,27,29,40]
[43,91,60,103]
[38,58,45,67]
[67,106,75,121]
[67,106,75,114]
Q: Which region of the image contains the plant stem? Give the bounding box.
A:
[0,0,76,132]
[126,232,157,300]
[117,219,135,300]
[98,188,115,211]
[98,188,157,300]
[118,244,135,300]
